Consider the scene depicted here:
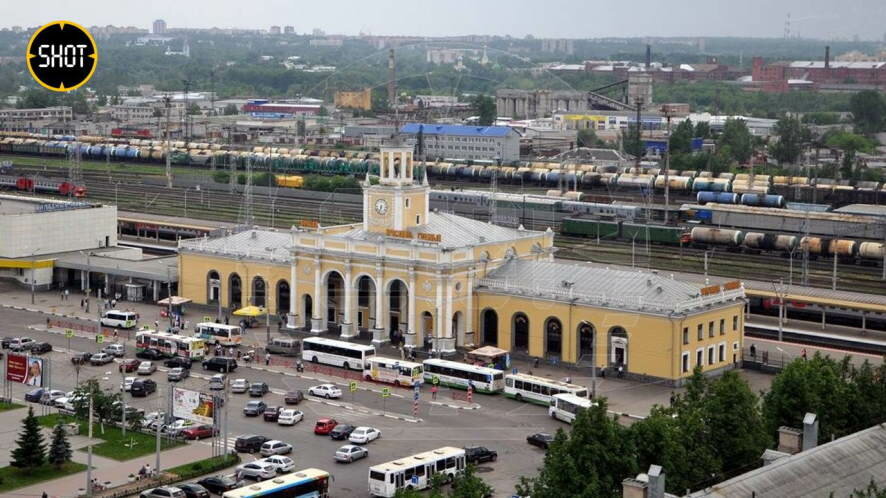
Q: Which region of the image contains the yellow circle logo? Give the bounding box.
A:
[26,21,98,92]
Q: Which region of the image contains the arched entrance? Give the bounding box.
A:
[577,322,595,364]
[252,277,266,307]
[276,280,290,315]
[207,270,220,304]
[229,274,242,310]
[324,271,344,328]
[452,311,464,345]
[608,326,628,368]
[301,294,313,329]
[512,312,529,352]
[387,279,409,339]
[544,317,562,358]
[356,275,377,331]
[481,309,498,346]
[421,311,434,349]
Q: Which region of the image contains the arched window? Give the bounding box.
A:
[207,270,220,304]
[512,312,529,351]
[229,273,242,310]
[481,309,498,346]
[577,322,595,365]
[276,280,290,314]
[252,277,266,307]
[608,326,628,369]
[545,317,562,358]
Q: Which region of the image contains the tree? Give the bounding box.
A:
[769,116,810,165]
[48,420,72,468]
[703,371,769,473]
[851,479,886,498]
[577,128,603,148]
[850,90,886,134]
[473,95,496,126]
[450,465,494,498]
[71,379,120,431]
[694,121,711,139]
[668,119,695,155]
[96,94,108,107]
[621,123,644,158]
[223,103,239,115]
[317,105,328,117]
[11,407,46,469]
[187,102,201,115]
[717,118,753,164]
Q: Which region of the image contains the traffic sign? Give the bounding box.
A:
[64,329,74,338]
[411,475,419,485]
[432,376,439,386]
[203,315,212,323]
[349,381,358,393]
[95,334,104,343]
[381,387,391,398]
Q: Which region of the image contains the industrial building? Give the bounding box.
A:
[399,123,521,162]
[751,47,886,92]
[177,144,745,385]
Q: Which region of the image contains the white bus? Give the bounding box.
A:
[548,393,594,424]
[302,337,375,371]
[100,310,138,329]
[194,323,243,347]
[421,359,504,393]
[364,357,423,387]
[135,331,206,360]
[504,373,588,406]
[223,468,330,498]
[368,447,465,497]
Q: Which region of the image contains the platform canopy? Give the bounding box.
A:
[156,296,192,306]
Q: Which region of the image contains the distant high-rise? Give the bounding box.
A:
[153,19,166,35]
[284,26,294,34]
[270,25,281,35]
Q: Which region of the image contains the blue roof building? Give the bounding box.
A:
[399,123,520,162]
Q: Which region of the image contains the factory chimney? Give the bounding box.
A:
[645,44,651,70]
[825,46,830,69]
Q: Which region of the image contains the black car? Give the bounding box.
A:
[248,382,269,397]
[202,357,237,373]
[30,342,52,354]
[177,483,210,498]
[71,352,93,365]
[329,424,356,441]
[234,434,269,453]
[130,379,157,397]
[527,433,555,450]
[164,356,192,369]
[262,406,280,422]
[284,390,305,405]
[1,337,14,349]
[465,446,498,464]
[24,388,45,403]
[136,348,162,360]
[196,475,239,494]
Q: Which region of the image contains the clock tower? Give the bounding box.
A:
[364,144,430,234]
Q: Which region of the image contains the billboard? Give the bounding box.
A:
[172,388,215,425]
[6,354,43,387]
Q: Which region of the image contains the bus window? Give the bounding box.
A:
[506,378,513,388]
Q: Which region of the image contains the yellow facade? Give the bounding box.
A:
[334,88,372,111]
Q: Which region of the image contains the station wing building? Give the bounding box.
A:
[178,144,745,385]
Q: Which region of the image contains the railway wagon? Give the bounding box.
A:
[621,222,685,245]
[561,218,620,239]
[690,227,745,247]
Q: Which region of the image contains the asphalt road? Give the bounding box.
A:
[0,306,563,497]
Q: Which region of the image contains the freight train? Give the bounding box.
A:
[0,175,86,197]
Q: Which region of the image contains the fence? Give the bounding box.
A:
[48,318,129,340]
[310,363,364,381]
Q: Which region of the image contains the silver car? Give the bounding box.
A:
[167,367,189,382]
[139,486,185,498]
[335,444,369,463]
[230,378,249,393]
[260,440,293,457]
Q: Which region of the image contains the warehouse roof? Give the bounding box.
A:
[833,204,886,218]
[688,423,886,498]
[400,123,516,138]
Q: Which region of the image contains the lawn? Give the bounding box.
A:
[37,414,183,461]
[0,461,87,492]
[167,453,240,480]
[0,401,25,412]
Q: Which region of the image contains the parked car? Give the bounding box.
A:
[119,358,140,373]
[176,483,210,498]
[465,446,498,463]
[248,382,269,397]
[111,404,144,423]
[208,374,226,391]
[196,475,239,494]
[243,400,267,417]
[527,432,555,450]
[235,461,276,480]
[102,343,125,357]
[140,486,185,498]
[59,395,84,412]
[137,361,157,375]
[121,376,136,392]
[259,440,293,457]
[261,455,295,473]
[164,356,192,369]
[234,434,269,453]
[309,384,342,399]
[1,337,14,348]
[314,418,338,435]
[71,352,94,365]
[142,411,166,430]
[349,426,381,445]
[181,425,217,440]
[30,342,52,354]
[202,357,237,373]
[167,367,189,382]
[329,424,356,441]
[230,378,249,393]
[283,390,304,405]
[9,337,35,351]
[277,409,303,426]
[39,389,66,405]
[162,419,196,437]
[90,352,113,365]
[262,406,280,422]
[136,348,162,360]
[24,388,45,403]
[335,444,369,463]
[131,379,157,397]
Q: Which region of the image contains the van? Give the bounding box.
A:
[101,310,138,329]
[266,337,300,356]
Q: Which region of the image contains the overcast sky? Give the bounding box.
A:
[6,0,886,40]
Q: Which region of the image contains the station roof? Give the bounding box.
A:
[53,249,178,282]
[688,423,886,498]
[118,211,239,231]
[179,229,291,263]
[400,123,516,138]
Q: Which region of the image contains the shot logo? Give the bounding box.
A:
[26,21,98,92]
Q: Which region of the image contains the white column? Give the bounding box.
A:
[434,271,443,351]
[405,268,417,348]
[371,266,387,345]
[311,257,323,333]
[341,262,356,338]
[441,274,456,354]
[287,258,297,328]
[465,269,474,347]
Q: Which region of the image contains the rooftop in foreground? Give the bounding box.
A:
[0,194,98,215]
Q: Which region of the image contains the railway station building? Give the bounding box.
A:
[178,144,746,384]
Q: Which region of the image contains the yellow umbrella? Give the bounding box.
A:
[232,305,267,317]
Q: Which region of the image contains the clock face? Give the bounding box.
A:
[374,199,388,215]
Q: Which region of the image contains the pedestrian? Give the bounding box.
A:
[802,348,807,360]
[154,320,159,330]
[224,315,229,325]
[533,357,540,369]
[669,391,676,406]
[80,298,85,308]
[750,343,757,360]
[236,349,242,360]
[43,491,48,498]
[111,298,117,308]
[265,352,271,366]
[277,320,282,332]
[113,330,118,340]
[228,347,234,357]
[431,385,438,401]
[399,346,405,360]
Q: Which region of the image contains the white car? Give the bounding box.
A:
[261,455,295,473]
[40,389,66,405]
[102,343,126,357]
[236,460,277,480]
[58,394,84,412]
[162,419,195,437]
[142,411,166,430]
[208,374,226,391]
[260,440,293,457]
[309,384,342,399]
[230,378,249,393]
[349,426,381,444]
[137,361,156,375]
[121,376,136,392]
[277,409,304,426]
[9,337,35,351]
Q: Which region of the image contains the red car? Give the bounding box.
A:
[314,418,338,435]
[181,425,217,440]
[119,359,140,373]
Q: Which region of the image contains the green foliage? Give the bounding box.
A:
[702,371,769,473]
[48,421,72,468]
[824,131,877,155]
[473,94,496,126]
[694,121,711,139]
[0,461,87,492]
[802,112,841,125]
[318,105,329,117]
[668,119,695,155]
[71,379,121,429]
[621,124,643,157]
[237,173,247,185]
[303,174,361,192]
[187,102,201,115]
[770,116,810,165]
[212,171,231,183]
[717,118,754,164]
[251,172,277,187]
[850,90,886,134]
[96,94,108,107]
[223,103,239,115]
[654,81,851,117]
[450,465,495,498]
[167,454,240,480]
[11,408,46,469]
[850,479,886,498]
